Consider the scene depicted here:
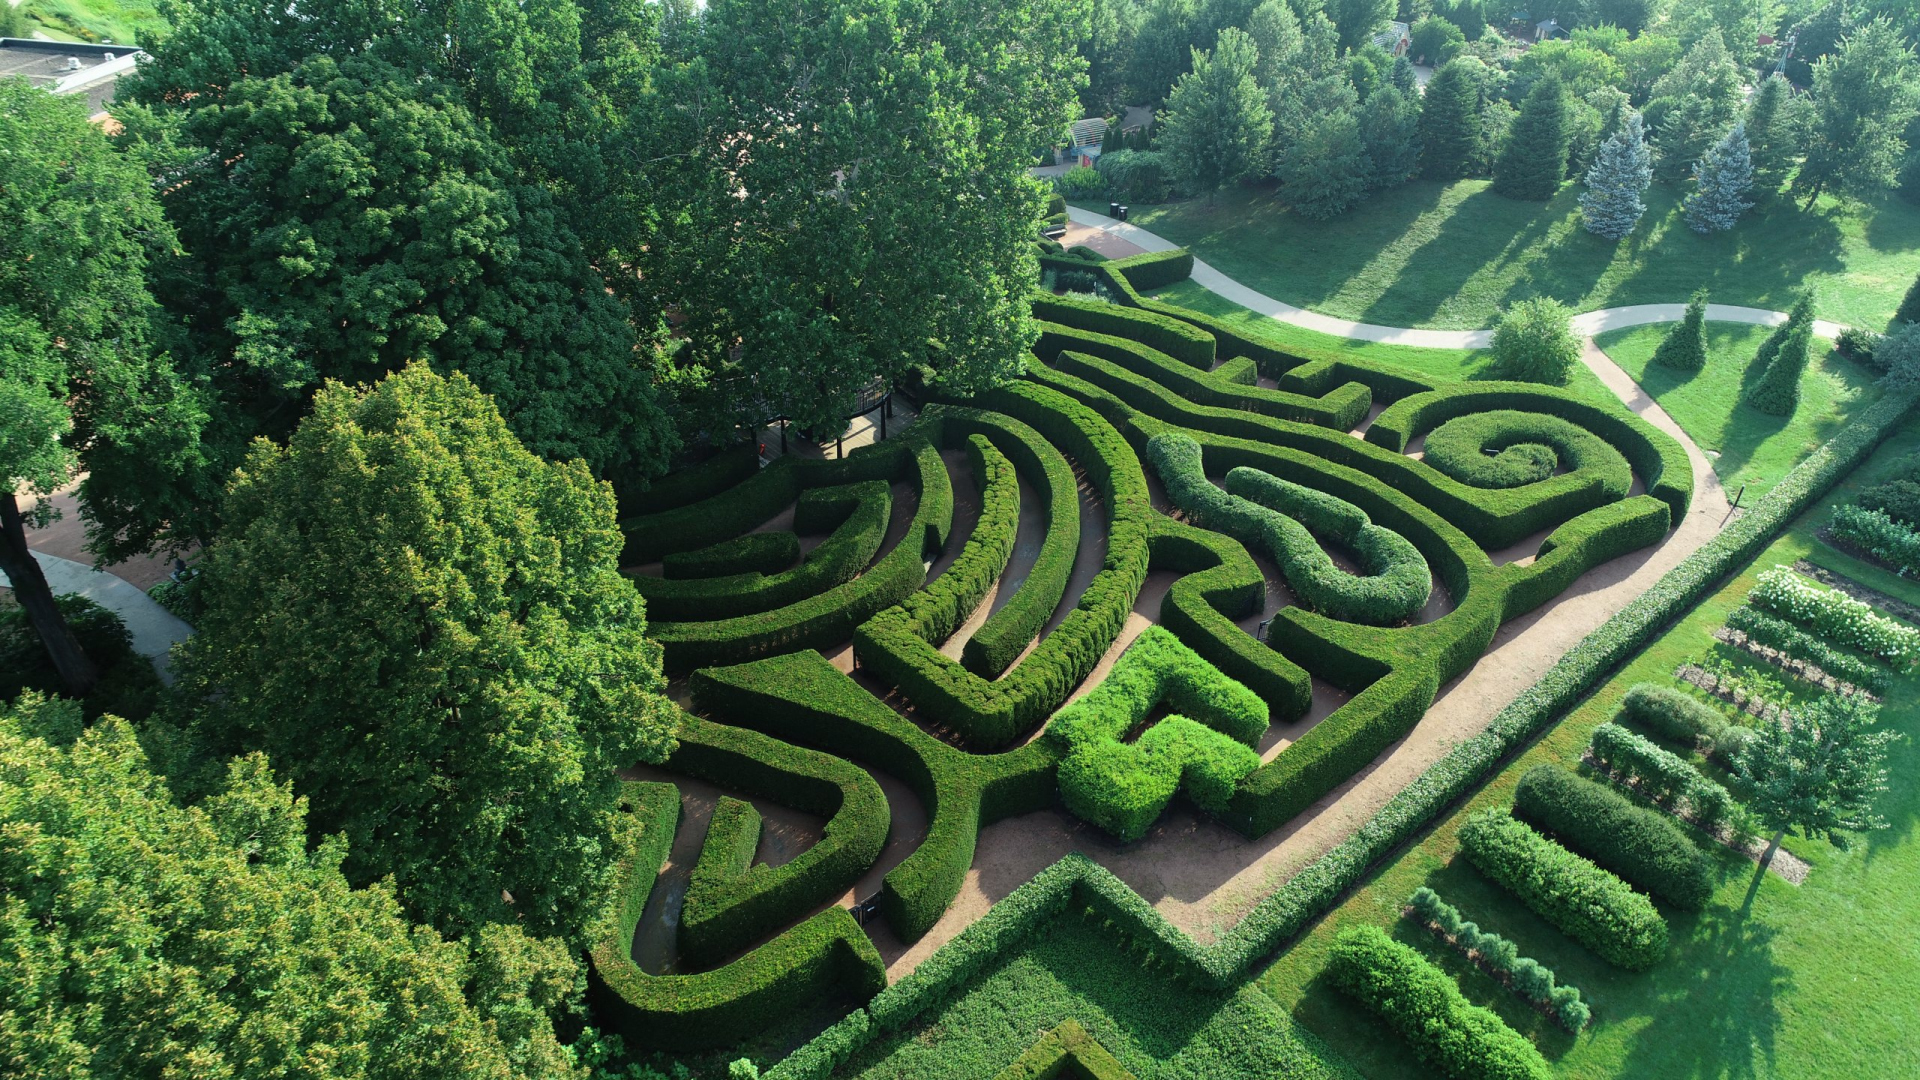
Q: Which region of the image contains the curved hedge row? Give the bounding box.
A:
[1326,924,1552,1080]
[1458,809,1668,970]
[586,782,887,1051]
[621,457,803,564]
[690,650,1059,943]
[670,718,890,967]
[1512,765,1716,910]
[1421,410,1627,494]
[1724,604,1892,691]
[661,530,801,580]
[851,383,1152,748]
[635,481,890,622]
[1148,433,1431,625]
[1033,292,1216,371]
[619,442,760,516]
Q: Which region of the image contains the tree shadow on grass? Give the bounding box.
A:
[1596,200,1847,316]
[1362,186,1557,329]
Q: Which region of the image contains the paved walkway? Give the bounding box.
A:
[1064,206,1851,345]
[0,550,192,680]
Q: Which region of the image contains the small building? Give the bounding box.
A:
[1372,21,1411,57]
[1534,18,1568,41]
[1068,117,1109,169]
[0,38,145,119]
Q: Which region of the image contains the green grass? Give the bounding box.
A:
[19,0,162,45]
[1596,322,1883,502]
[841,914,1357,1080]
[1096,180,1920,333]
[1255,422,1920,1080]
[1150,279,1625,413]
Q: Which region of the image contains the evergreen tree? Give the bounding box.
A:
[1744,73,1810,197]
[1794,19,1920,207]
[1279,102,1371,218]
[1684,122,1755,234]
[1745,293,1818,415]
[1160,28,1275,202]
[1493,76,1573,200]
[1326,0,1393,53]
[1420,57,1487,180]
[1267,12,1348,162]
[1360,83,1423,190]
[1646,30,1744,182]
[1579,109,1653,240]
[1651,290,1710,372]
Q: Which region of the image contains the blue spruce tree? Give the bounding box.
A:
[1579,110,1653,240]
[1684,122,1755,234]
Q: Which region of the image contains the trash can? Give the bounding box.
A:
[1117,205,1130,222]
[1109,201,1121,218]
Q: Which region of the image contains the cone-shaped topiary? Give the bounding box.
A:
[1744,316,1815,415]
[1651,289,1709,372]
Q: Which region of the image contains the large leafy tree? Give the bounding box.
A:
[177,364,680,942]
[632,0,1089,438]
[1081,0,1144,114]
[1278,102,1369,219]
[1793,19,1920,208]
[1159,27,1274,203]
[1492,75,1572,200]
[0,694,585,1080]
[1736,695,1899,867]
[1419,57,1487,180]
[0,81,204,695]
[1325,0,1391,53]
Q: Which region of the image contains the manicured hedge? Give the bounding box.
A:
[1148,432,1431,625]
[852,383,1152,748]
[1033,292,1217,370]
[1407,887,1590,1032]
[1421,410,1622,493]
[691,651,1059,943]
[670,718,890,967]
[1150,517,1315,722]
[661,530,801,579]
[945,411,1081,678]
[993,1020,1140,1080]
[1620,682,1729,743]
[1513,764,1715,909]
[1105,249,1194,292]
[1459,809,1668,969]
[621,457,803,564]
[621,442,760,516]
[1748,565,1920,667]
[586,782,886,1051]
[1724,604,1891,691]
[1588,722,1735,828]
[1325,924,1552,1080]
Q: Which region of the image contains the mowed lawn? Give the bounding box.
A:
[19,0,163,44]
[1598,321,1884,502]
[1255,423,1920,1080]
[1101,180,1920,333]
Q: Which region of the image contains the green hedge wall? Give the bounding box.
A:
[1150,517,1315,722]
[670,718,891,967]
[619,442,760,517]
[992,1020,1141,1080]
[1512,764,1715,910]
[621,457,804,564]
[586,782,887,1051]
[1420,410,1621,492]
[1033,293,1216,371]
[1325,924,1552,1080]
[1458,809,1668,970]
[661,530,801,580]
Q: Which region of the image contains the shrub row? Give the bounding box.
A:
[1588,722,1736,829]
[1458,809,1668,969]
[852,383,1152,747]
[1032,292,1216,370]
[1103,248,1194,292]
[660,530,801,580]
[690,650,1059,944]
[636,484,889,621]
[1420,410,1621,494]
[621,457,803,564]
[943,411,1081,679]
[586,782,887,1051]
[1513,765,1715,910]
[992,1019,1139,1080]
[1619,681,1730,744]
[669,718,890,967]
[1748,564,1920,667]
[619,442,759,517]
[1148,433,1431,625]
[1407,887,1590,1032]
[1724,604,1891,691]
[1325,924,1552,1080]
[1831,504,1920,576]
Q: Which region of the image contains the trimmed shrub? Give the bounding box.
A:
[1830,504,1920,575]
[992,1019,1140,1080]
[1488,298,1580,386]
[1724,605,1891,691]
[1588,722,1736,828]
[1651,290,1709,372]
[1149,432,1432,625]
[1748,565,1920,667]
[1151,516,1315,723]
[1104,249,1194,292]
[586,783,887,1051]
[1325,924,1552,1080]
[1407,887,1590,1032]
[661,531,801,579]
[1033,293,1216,370]
[1457,809,1668,970]
[1421,409,1624,492]
[1620,681,1729,743]
[1053,165,1104,198]
[1743,298,1815,417]
[1512,765,1715,909]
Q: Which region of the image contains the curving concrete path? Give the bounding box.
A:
[1064,206,1851,345]
[0,549,192,681]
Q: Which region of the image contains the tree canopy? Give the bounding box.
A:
[1736,694,1899,852]
[176,364,680,942]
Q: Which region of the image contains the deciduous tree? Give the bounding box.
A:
[1488,298,1580,386]
[1278,102,1370,218]
[1736,695,1899,867]
[178,365,680,942]
[1793,18,1920,207]
[1158,27,1275,202]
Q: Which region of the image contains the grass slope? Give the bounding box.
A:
[843,914,1357,1080]
[1256,423,1920,1080]
[1098,180,1920,333]
[1597,321,1882,502]
[19,0,163,45]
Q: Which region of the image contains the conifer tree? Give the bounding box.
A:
[1493,75,1572,200]
[1745,293,1817,415]
[1647,30,1743,182]
[1420,58,1486,180]
[1579,109,1652,240]
[1651,290,1710,372]
[1279,102,1371,218]
[1744,73,1809,196]
[1684,122,1754,234]
[1360,83,1422,190]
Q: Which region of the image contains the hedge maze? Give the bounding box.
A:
[593,249,1692,1050]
